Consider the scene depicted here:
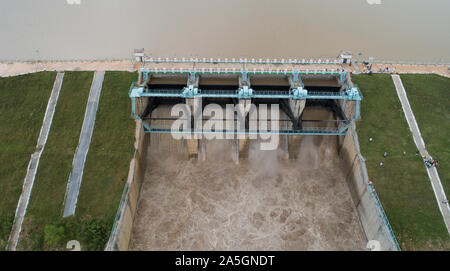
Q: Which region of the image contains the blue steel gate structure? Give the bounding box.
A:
[129,65,362,136]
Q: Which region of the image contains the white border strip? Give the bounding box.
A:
[7,72,65,250]
[62,71,105,217]
[392,74,450,234]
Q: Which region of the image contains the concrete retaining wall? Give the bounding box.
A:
[339,123,400,251]
[105,119,149,251]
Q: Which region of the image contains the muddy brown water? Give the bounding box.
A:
[128,106,367,250]
[1,0,450,62]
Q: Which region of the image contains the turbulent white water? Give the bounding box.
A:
[1,0,449,62]
[129,107,367,250]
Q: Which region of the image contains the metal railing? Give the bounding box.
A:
[144,57,343,65]
[136,88,361,100]
[141,68,345,76]
[142,126,347,136]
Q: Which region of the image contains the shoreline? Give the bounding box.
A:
[0,60,448,78]
[0,61,133,77]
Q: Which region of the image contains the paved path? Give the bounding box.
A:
[63,71,105,217]
[7,72,65,250]
[392,74,450,234]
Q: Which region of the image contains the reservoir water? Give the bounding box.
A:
[1,0,449,62]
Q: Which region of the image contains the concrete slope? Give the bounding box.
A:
[7,72,65,251]
[392,74,450,235]
[63,71,105,217]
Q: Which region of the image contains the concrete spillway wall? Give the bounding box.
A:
[339,124,400,251]
[106,121,401,251]
[105,120,149,251]
[106,106,400,250]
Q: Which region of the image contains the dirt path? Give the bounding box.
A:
[351,63,450,78]
[0,61,132,77]
[7,72,65,250]
[392,74,450,235]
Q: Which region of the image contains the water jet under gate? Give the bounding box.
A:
[106,58,400,251]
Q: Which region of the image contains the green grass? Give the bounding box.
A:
[353,74,450,250]
[19,72,93,250]
[0,72,56,250]
[76,71,136,220]
[17,71,136,251]
[400,74,450,198]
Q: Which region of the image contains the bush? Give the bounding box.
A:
[80,218,109,251]
[44,224,65,248]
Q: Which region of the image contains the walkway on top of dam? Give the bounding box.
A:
[63,71,105,217]
[7,72,65,251]
[392,74,450,235]
[140,58,343,74]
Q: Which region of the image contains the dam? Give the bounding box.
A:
[106,54,399,251]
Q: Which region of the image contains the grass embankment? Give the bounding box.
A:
[0,72,56,250]
[400,74,450,198]
[353,74,450,250]
[18,71,136,251]
[18,71,93,250]
[76,71,136,241]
